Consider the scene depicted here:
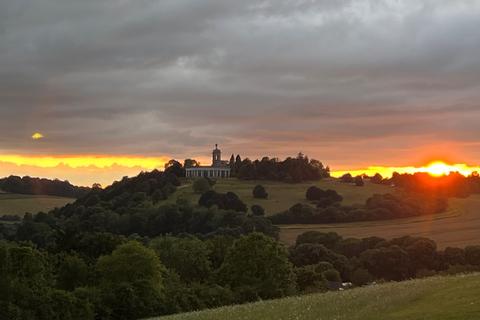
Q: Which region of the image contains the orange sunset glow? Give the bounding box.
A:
[0,155,169,187]
[0,154,478,187]
[330,161,480,179]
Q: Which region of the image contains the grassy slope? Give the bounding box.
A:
[0,193,74,216]
[279,195,480,248]
[171,178,480,249]
[171,178,391,215]
[152,273,480,320]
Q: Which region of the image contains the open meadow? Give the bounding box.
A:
[172,178,392,215]
[151,273,480,320]
[0,193,74,216]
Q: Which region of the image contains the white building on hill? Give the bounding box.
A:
[185,145,231,178]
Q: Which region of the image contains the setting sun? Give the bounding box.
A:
[422,161,455,177]
[331,161,480,179]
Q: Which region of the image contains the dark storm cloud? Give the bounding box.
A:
[1,0,480,164]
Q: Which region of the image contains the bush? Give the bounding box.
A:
[253,185,268,199]
[193,178,212,194]
[322,269,341,282]
[251,205,265,216]
[351,268,373,286]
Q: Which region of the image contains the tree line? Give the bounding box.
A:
[170,153,330,183]
[0,176,90,198]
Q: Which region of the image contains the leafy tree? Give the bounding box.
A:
[184,159,199,168]
[56,255,89,291]
[371,173,383,184]
[198,191,247,212]
[322,269,341,282]
[96,241,166,319]
[252,185,268,199]
[354,176,365,187]
[164,160,185,177]
[193,178,212,194]
[340,173,354,183]
[294,265,325,292]
[218,233,295,300]
[150,236,212,283]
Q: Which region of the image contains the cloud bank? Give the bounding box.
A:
[1,0,480,169]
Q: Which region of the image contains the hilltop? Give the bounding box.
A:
[152,273,480,320]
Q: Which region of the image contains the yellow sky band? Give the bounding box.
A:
[0,155,170,170]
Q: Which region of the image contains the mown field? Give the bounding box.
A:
[172,178,391,215]
[279,195,480,249]
[0,193,74,216]
[151,273,480,320]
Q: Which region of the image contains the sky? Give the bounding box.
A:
[1,0,480,186]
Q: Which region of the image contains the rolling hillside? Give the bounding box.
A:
[171,178,391,215]
[152,273,480,320]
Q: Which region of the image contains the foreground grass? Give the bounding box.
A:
[0,193,74,216]
[152,273,480,320]
[171,178,391,215]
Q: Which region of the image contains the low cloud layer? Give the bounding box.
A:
[1,0,480,168]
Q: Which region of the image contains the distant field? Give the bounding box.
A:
[171,178,392,215]
[152,273,480,320]
[279,195,480,249]
[0,193,74,216]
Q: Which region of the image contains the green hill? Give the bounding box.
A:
[152,273,480,320]
[171,178,391,215]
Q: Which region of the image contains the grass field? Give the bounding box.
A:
[151,273,480,320]
[172,178,391,215]
[0,193,74,216]
[172,178,480,249]
[279,195,480,249]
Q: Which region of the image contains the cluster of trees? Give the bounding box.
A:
[339,174,365,186]
[198,190,249,213]
[1,207,479,319]
[2,167,479,319]
[270,189,447,224]
[306,186,343,207]
[291,231,480,286]
[164,153,330,183]
[0,171,277,250]
[0,176,90,198]
[228,153,330,183]
[386,172,480,198]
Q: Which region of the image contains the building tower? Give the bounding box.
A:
[212,144,222,167]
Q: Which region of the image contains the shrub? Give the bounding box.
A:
[193,178,212,194]
[351,268,373,286]
[253,185,268,199]
[251,205,265,216]
[322,269,341,282]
